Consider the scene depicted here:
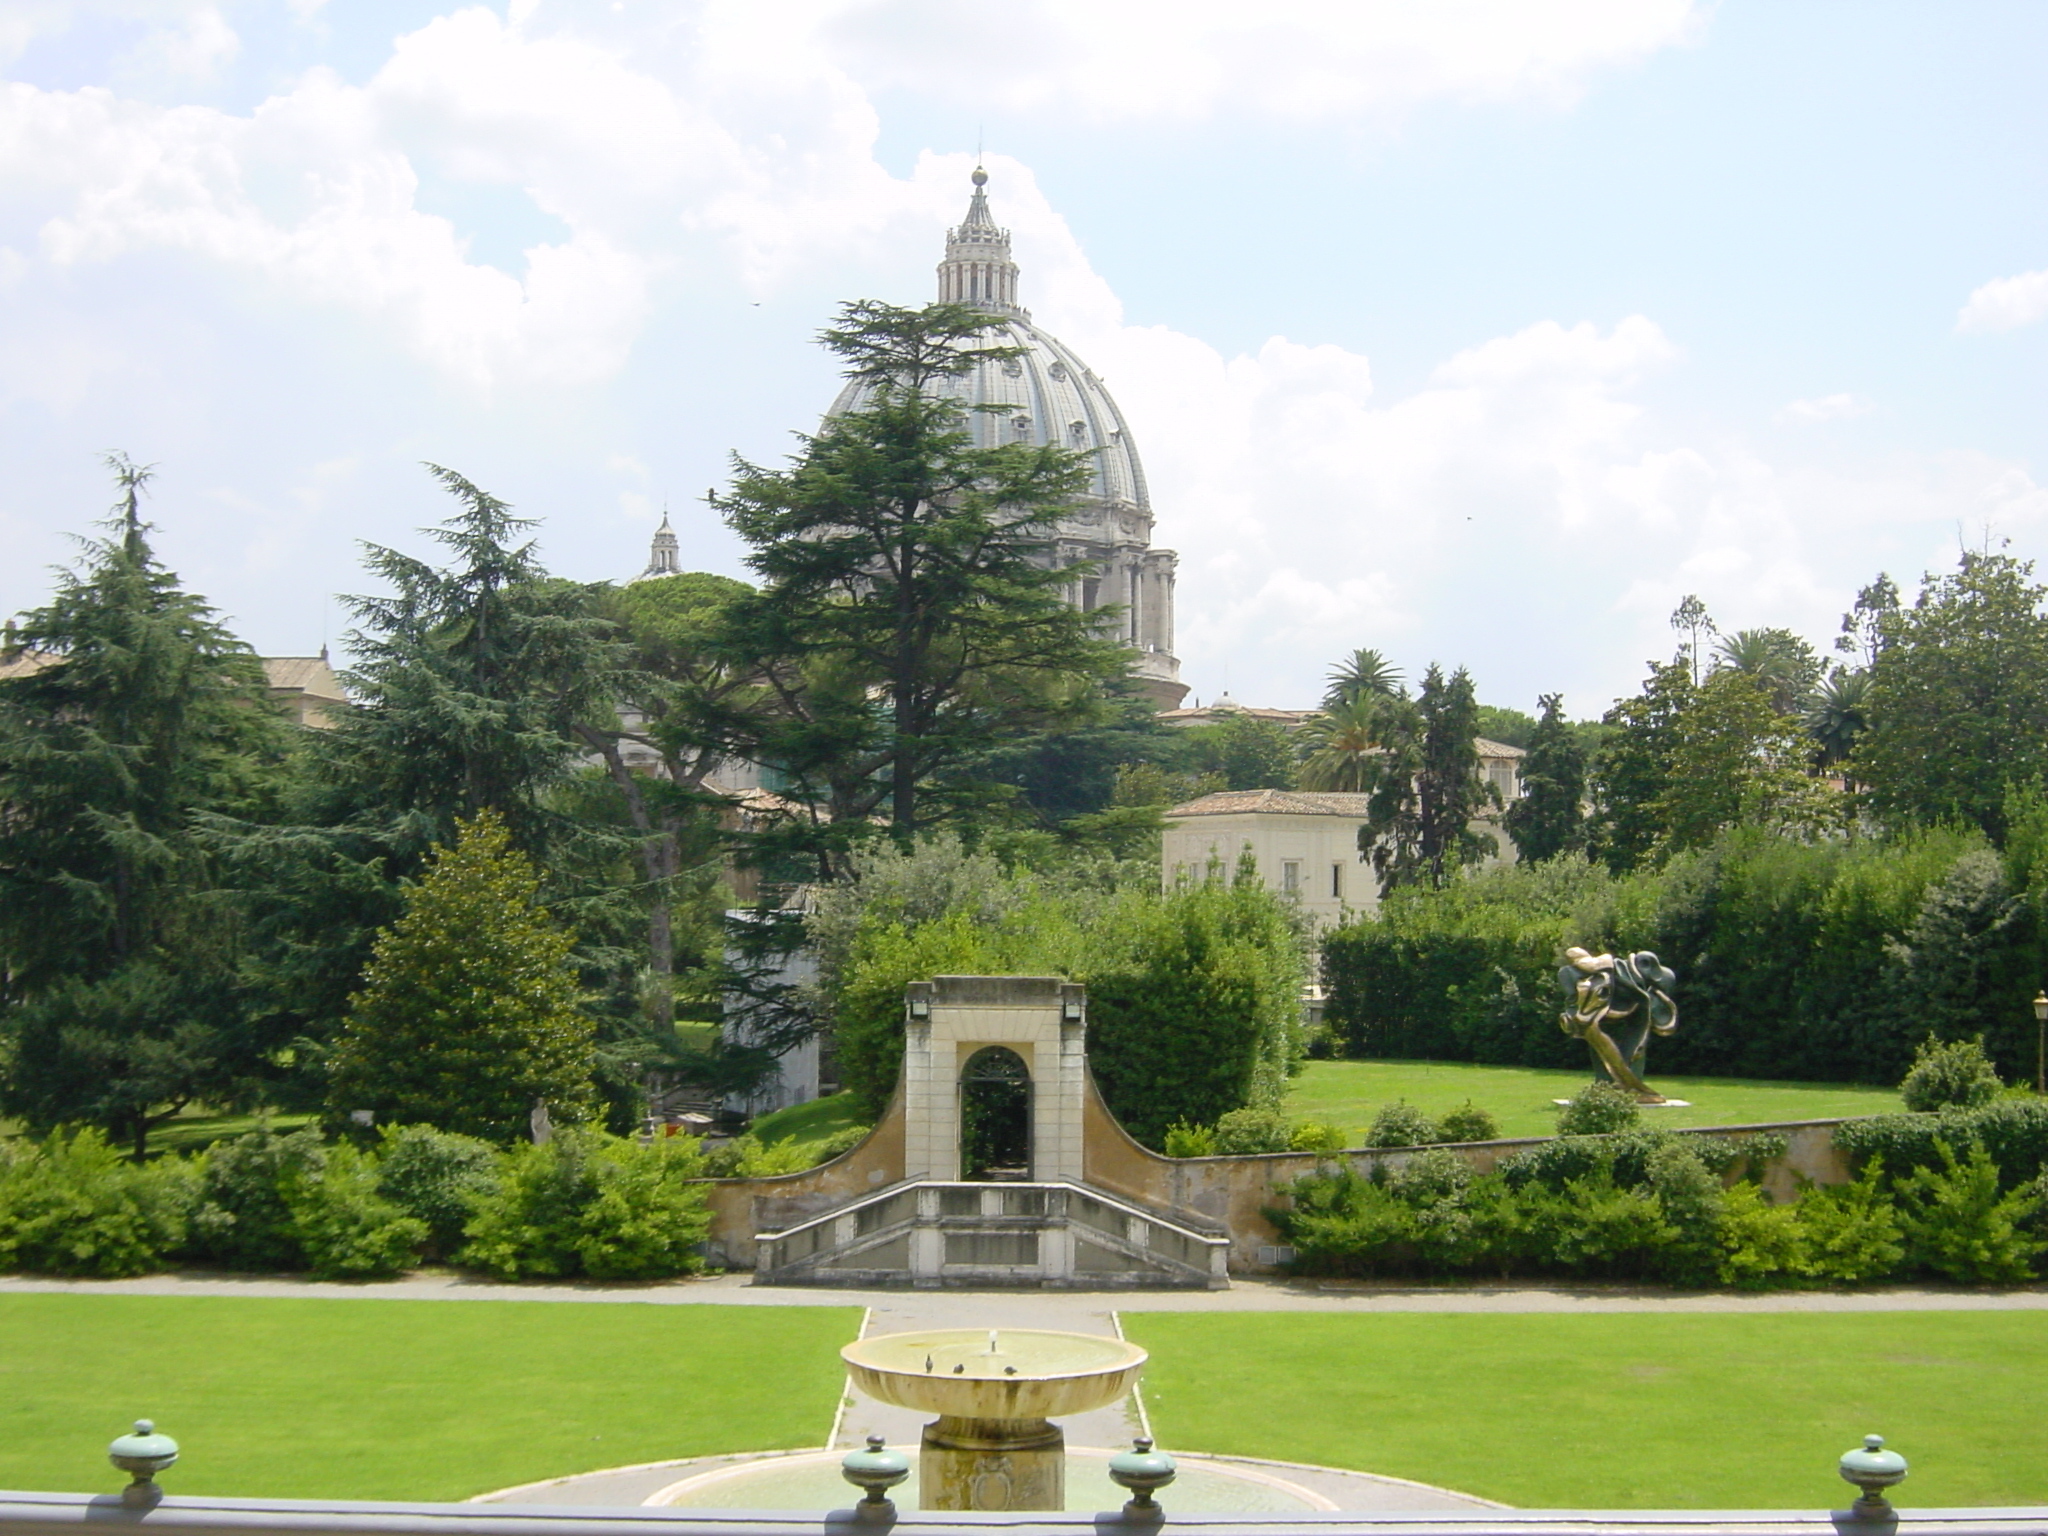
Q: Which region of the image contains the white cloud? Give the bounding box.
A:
[1956,267,2048,333]
[817,0,1701,121]
[1778,393,1872,424]
[116,5,240,82]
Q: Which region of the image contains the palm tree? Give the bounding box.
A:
[1297,695,1386,792]
[1323,647,1404,710]
[1713,627,1821,714]
[1802,668,1871,769]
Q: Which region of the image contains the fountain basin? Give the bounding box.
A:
[841,1328,1146,1421]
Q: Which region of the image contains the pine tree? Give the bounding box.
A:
[0,457,290,1157]
[715,300,1126,841]
[1504,693,1585,862]
[327,811,597,1141]
[1359,664,1493,891]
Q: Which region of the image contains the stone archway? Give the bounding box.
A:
[958,1045,1032,1180]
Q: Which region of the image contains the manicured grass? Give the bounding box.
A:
[1285,1059,1901,1142]
[149,1111,317,1156]
[1126,1311,2048,1508]
[748,1091,870,1155]
[0,1295,856,1501]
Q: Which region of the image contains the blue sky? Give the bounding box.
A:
[1,1,2042,718]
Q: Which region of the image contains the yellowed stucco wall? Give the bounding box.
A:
[1161,812,1374,929]
[699,1066,1855,1276]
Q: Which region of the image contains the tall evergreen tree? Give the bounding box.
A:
[243,467,642,1072]
[0,457,291,1155]
[1588,658,1695,872]
[327,811,597,1141]
[1503,693,1585,862]
[715,300,1126,843]
[1359,664,1493,891]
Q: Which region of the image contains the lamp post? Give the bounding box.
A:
[2033,991,2047,1096]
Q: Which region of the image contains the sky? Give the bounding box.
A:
[1,0,2043,718]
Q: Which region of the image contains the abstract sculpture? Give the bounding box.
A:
[1557,946,1679,1103]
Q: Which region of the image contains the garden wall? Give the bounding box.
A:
[700,1075,1854,1276]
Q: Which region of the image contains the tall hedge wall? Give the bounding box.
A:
[1322,826,2048,1086]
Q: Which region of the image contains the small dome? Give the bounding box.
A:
[826,316,1150,510]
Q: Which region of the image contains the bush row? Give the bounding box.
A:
[0,1123,711,1282]
[1322,822,2048,1085]
[1272,1127,2046,1288]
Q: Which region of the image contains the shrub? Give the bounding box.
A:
[1288,1120,1349,1154]
[1162,1121,1218,1158]
[1364,1100,1438,1148]
[1835,1098,2048,1186]
[810,1125,873,1163]
[1644,1138,1723,1283]
[1212,1107,1293,1155]
[1900,1036,2003,1113]
[1797,1164,1904,1284]
[703,1135,813,1178]
[373,1126,500,1260]
[186,1124,328,1271]
[285,1142,429,1280]
[0,1130,195,1278]
[1436,1102,1501,1143]
[1273,1167,1418,1277]
[458,1131,710,1281]
[1556,1081,1641,1136]
[1715,1183,1808,1288]
[1892,1139,2043,1283]
[1533,1174,1674,1278]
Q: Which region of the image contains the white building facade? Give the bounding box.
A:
[1160,739,1528,930]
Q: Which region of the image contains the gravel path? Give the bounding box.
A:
[4,1271,2045,1312]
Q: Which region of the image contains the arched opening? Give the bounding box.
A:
[959,1046,1032,1181]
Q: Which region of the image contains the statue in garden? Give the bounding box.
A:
[1557,947,1679,1103]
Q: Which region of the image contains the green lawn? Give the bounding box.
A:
[0,1295,855,1501]
[747,1091,870,1155]
[1126,1311,2048,1508]
[1285,1059,1902,1142]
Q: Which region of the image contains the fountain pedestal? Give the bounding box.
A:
[840,1328,1149,1513]
[921,1415,1064,1512]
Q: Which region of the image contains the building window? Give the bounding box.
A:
[1013,414,1032,435]
[1331,863,1343,898]
[1070,420,1088,443]
[1281,860,1301,893]
[1048,361,1068,381]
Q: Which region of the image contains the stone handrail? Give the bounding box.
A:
[1,1490,2044,1536]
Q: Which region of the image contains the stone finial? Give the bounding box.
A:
[108,1419,180,1508]
[1109,1436,1177,1521]
[1839,1433,1908,1519]
[842,1434,910,1521]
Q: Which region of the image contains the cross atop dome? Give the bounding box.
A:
[938,166,1024,315]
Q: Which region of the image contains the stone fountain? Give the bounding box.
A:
[840,1328,1147,1511]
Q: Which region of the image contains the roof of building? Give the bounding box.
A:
[262,655,345,699]
[0,649,56,681]
[1474,737,1526,758]
[1158,703,1319,727]
[1164,788,1376,818]
[824,170,1150,511]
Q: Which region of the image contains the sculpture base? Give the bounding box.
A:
[919,1416,1064,1511]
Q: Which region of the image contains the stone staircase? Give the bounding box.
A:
[752,1180,1229,1289]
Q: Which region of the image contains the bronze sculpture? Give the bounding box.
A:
[1557,946,1679,1103]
